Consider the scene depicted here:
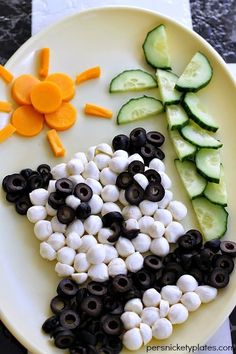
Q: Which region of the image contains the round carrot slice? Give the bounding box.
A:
[46,73,75,101]
[12,74,40,105]
[30,81,62,114]
[12,105,44,137]
[45,102,77,131]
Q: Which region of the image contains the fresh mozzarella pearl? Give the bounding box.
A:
[128,153,144,164]
[116,237,135,257]
[124,298,143,315]
[168,201,188,221]
[121,312,141,330]
[140,323,152,345]
[149,158,165,172]
[148,221,165,238]
[141,307,160,326]
[51,163,68,179]
[47,180,56,194]
[103,244,118,263]
[55,262,74,277]
[181,292,201,312]
[84,215,102,235]
[40,242,56,261]
[87,146,96,161]
[177,275,198,293]
[86,244,106,264]
[143,288,161,307]
[125,252,144,272]
[34,220,53,241]
[66,232,82,250]
[98,228,114,244]
[88,263,109,282]
[113,150,129,158]
[123,328,143,351]
[152,318,173,339]
[154,209,172,227]
[95,143,113,156]
[51,216,67,233]
[100,167,117,186]
[165,222,185,243]
[88,194,103,214]
[74,253,90,272]
[158,190,173,209]
[101,202,121,216]
[68,174,85,185]
[47,232,65,251]
[93,153,111,170]
[57,247,76,265]
[159,300,170,318]
[131,233,151,253]
[139,200,158,216]
[108,257,127,277]
[150,237,170,257]
[138,216,154,233]
[83,161,100,180]
[159,171,172,189]
[73,152,88,166]
[80,235,97,253]
[161,286,182,305]
[133,173,149,190]
[101,185,119,202]
[168,303,189,324]
[65,195,81,209]
[71,272,88,284]
[27,206,47,223]
[67,158,84,175]
[85,178,103,195]
[65,219,84,237]
[109,156,129,174]
[124,218,139,231]
[195,286,218,303]
[119,190,129,206]
[29,188,49,206]
[45,202,57,216]
[122,205,142,220]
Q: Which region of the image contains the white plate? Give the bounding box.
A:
[0,6,235,354]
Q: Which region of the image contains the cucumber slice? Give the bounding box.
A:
[183,93,219,132]
[176,52,213,92]
[166,105,189,130]
[192,197,228,240]
[181,122,222,149]
[204,165,227,206]
[196,148,221,183]
[109,69,157,92]
[175,159,207,199]
[169,129,196,160]
[143,24,171,69]
[117,96,164,125]
[156,70,182,105]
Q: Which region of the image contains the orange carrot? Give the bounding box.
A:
[84,103,113,119]
[76,66,101,85]
[30,81,62,114]
[39,48,50,78]
[11,74,40,105]
[45,102,77,131]
[0,65,14,83]
[0,101,12,113]
[47,129,66,157]
[46,73,75,101]
[11,105,44,137]
[0,124,16,143]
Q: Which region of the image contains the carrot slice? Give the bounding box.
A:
[84,103,113,119]
[11,74,40,105]
[0,65,14,83]
[46,73,75,101]
[76,66,101,85]
[0,124,16,143]
[45,102,77,131]
[0,101,12,113]
[30,81,62,114]
[39,48,50,78]
[47,129,66,157]
[11,105,44,137]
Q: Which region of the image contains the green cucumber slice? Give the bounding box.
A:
[117,96,163,125]
[204,165,227,206]
[176,52,213,92]
[156,69,182,105]
[109,69,157,92]
[196,148,221,183]
[183,93,219,132]
[142,24,171,69]
[181,122,222,149]
[169,129,196,160]
[166,105,189,130]
[192,197,228,240]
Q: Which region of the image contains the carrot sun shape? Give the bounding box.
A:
[45,102,77,131]
[11,106,44,137]
[11,74,40,105]
[84,103,113,119]
[39,48,50,78]
[47,129,66,157]
[46,73,75,101]
[0,65,14,83]
[76,66,101,85]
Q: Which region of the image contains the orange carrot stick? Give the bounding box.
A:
[11,105,44,137]
[45,102,77,131]
[39,48,50,78]
[0,101,12,113]
[46,73,75,101]
[0,124,16,143]
[76,66,101,85]
[84,103,113,119]
[11,74,40,105]
[0,65,14,83]
[30,81,62,114]
[47,129,66,157]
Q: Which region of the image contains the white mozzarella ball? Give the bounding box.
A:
[86,244,106,264]
[85,178,102,195]
[133,173,149,190]
[101,202,121,216]
[68,174,85,185]
[83,161,100,180]
[141,307,160,327]
[161,286,182,305]
[45,202,57,216]
[150,237,170,257]
[149,158,165,172]
[47,180,56,194]
[67,158,84,175]
[138,216,154,233]
[152,318,173,339]
[113,150,129,158]
[80,235,97,253]
[168,303,189,324]
[51,163,68,179]
[27,206,47,223]
[84,215,102,235]
[119,190,129,206]
[88,194,103,214]
[51,216,67,233]
[73,152,88,166]
[57,247,76,265]
[116,237,135,257]
[30,188,49,206]
[101,185,119,202]
[88,263,109,282]
[148,221,165,238]
[71,272,88,284]
[124,218,139,231]
[100,167,117,186]
[66,232,82,250]
[154,209,173,227]
[93,153,111,170]
[65,195,81,209]
[158,190,173,209]
[125,252,144,272]
[108,257,127,277]
[159,171,172,189]
[128,153,144,164]
[74,253,90,272]
[47,232,65,251]
[159,300,170,318]
[139,200,158,216]
[40,242,56,261]
[177,275,198,293]
[121,311,141,330]
[165,222,185,243]
[181,292,201,312]
[124,298,143,315]
[122,205,142,220]
[132,233,151,253]
[168,201,188,221]
[109,156,128,174]
[87,146,96,161]
[65,219,84,237]
[123,328,143,351]
[195,286,218,303]
[143,288,161,307]
[98,228,114,245]
[140,323,152,345]
[96,143,113,156]
[55,262,74,277]
[103,244,118,263]
[34,220,53,241]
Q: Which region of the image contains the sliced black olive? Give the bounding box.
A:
[116,172,133,189]
[27,173,44,191]
[145,182,165,202]
[87,282,107,296]
[2,175,10,192]
[122,228,139,240]
[144,255,163,272]
[189,268,204,284]
[76,202,91,219]
[42,315,59,334]
[56,178,74,196]
[220,241,236,257]
[37,164,51,175]
[42,172,53,188]
[50,295,70,314]
[112,275,132,293]
[123,288,142,301]
[129,127,146,147]
[107,222,121,243]
[128,160,145,175]
[76,288,88,304]
[102,315,123,336]
[112,134,130,151]
[20,168,34,180]
[144,169,161,184]
[81,296,102,317]
[133,269,152,289]
[140,143,155,163]
[54,329,75,349]
[110,302,124,315]
[153,147,165,160]
[59,310,80,330]
[161,271,177,286]
[57,205,76,224]
[104,337,123,353]
[15,195,32,215]
[186,229,203,248]
[193,254,212,271]
[5,174,27,194]
[163,252,180,264]
[6,191,23,203]
[146,131,165,147]
[125,183,144,205]
[57,279,78,298]
[74,183,93,202]
[178,233,197,252]
[48,192,65,210]
[180,253,193,270]
[70,346,87,354]
[102,212,124,227]
[165,262,184,278]
[214,255,234,274]
[103,296,118,312]
[204,239,221,253]
[209,268,230,288]
[77,329,98,346]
